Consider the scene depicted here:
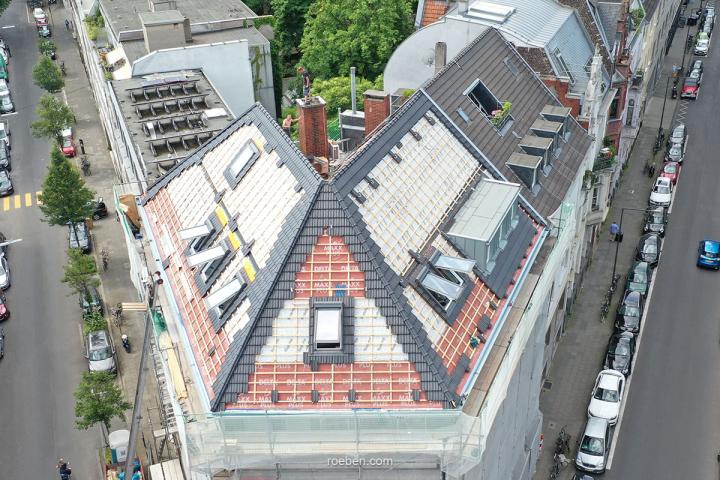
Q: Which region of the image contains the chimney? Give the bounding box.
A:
[434,42,447,75]
[363,90,390,137]
[296,96,329,158]
[458,0,469,14]
[350,67,358,114]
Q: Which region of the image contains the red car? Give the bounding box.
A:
[61,128,76,157]
[0,293,9,321]
[680,77,699,99]
[660,161,681,185]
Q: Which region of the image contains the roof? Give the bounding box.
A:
[447,180,521,242]
[641,0,660,19]
[138,10,186,26]
[557,0,615,74]
[111,70,234,181]
[594,1,624,51]
[100,0,256,38]
[143,94,547,412]
[419,0,449,27]
[424,29,593,217]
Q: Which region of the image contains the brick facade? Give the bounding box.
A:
[297,96,329,158]
[363,90,391,136]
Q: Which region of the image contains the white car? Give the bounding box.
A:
[576,416,610,474]
[588,370,625,425]
[695,33,710,55]
[0,121,10,150]
[33,8,46,22]
[649,177,673,207]
[0,254,9,290]
[669,123,686,147]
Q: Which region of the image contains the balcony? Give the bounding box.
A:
[593,148,616,172]
[630,71,644,90]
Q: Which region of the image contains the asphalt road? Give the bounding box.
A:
[605,27,720,480]
[0,1,98,478]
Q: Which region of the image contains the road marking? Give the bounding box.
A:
[36,191,42,206]
[2,197,8,211]
[0,112,18,117]
[62,88,68,105]
[13,195,19,209]
[606,258,658,469]
[1,26,15,29]
[0,192,43,211]
[24,193,31,207]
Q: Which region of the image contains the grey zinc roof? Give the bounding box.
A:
[482,213,536,297]
[424,28,593,218]
[138,10,186,26]
[447,180,520,242]
[595,2,624,51]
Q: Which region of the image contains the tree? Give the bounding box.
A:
[32,55,64,92]
[271,0,314,74]
[62,248,100,295]
[74,371,131,434]
[311,75,382,114]
[83,311,107,335]
[38,39,56,57]
[299,0,414,80]
[244,0,273,15]
[39,147,94,252]
[31,95,76,143]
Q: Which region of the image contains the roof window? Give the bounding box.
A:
[465,79,513,132]
[187,244,226,267]
[183,218,218,255]
[553,49,575,84]
[206,274,246,330]
[315,306,342,350]
[419,254,475,313]
[303,298,354,368]
[224,140,260,188]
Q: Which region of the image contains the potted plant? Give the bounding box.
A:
[490,101,512,128]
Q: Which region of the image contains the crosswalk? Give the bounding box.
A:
[1,191,42,211]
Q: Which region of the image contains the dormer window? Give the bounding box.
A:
[507,152,543,192]
[540,105,571,140]
[530,118,564,160]
[224,140,260,188]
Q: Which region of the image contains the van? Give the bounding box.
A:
[85,330,116,373]
[575,417,610,473]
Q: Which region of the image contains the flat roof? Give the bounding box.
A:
[111,70,233,178]
[530,118,562,134]
[519,134,553,150]
[507,152,542,168]
[448,179,520,242]
[541,105,571,118]
[101,0,256,36]
[138,10,186,26]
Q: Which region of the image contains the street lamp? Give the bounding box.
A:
[123,271,163,480]
[655,76,671,153]
[611,207,659,285]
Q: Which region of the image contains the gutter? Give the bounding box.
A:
[460,226,549,398]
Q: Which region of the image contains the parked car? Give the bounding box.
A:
[68,221,91,253]
[660,161,681,185]
[689,59,704,79]
[695,32,710,55]
[649,176,672,207]
[669,123,687,147]
[0,56,8,82]
[60,128,76,157]
[588,370,625,425]
[615,290,643,334]
[37,24,51,38]
[575,417,611,474]
[0,327,4,358]
[703,22,713,36]
[697,239,720,269]
[0,231,7,255]
[79,285,103,315]
[0,293,9,321]
[0,142,10,171]
[0,120,11,150]
[626,261,652,295]
[681,76,700,99]
[636,233,661,266]
[604,331,636,376]
[32,7,46,21]
[85,330,116,373]
[0,92,13,114]
[89,197,108,220]
[644,207,667,237]
[0,169,13,197]
[0,254,9,290]
[666,142,684,163]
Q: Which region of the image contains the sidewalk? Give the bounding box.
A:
[533,7,694,480]
[51,5,165,468]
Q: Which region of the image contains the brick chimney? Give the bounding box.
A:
[296,96,329,158]
[363,90,390,137]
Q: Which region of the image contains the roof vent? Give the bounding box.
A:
[466,1,516,23]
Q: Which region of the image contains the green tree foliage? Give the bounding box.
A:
[0,0,11,18]
[31,95,76,143]
[38,39,56,57]
[39,147,94,226]
[32,55,64,93]
[299,0,413,80]
[244,0,273,15]
[83,311,107,335]
[62,248,100,295]
[271,0,314,74]
[74,371,131,431]
[311,75,382,113]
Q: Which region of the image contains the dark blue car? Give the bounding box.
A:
[697,240,720,269]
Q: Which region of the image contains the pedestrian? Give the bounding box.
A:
[281,114,297,137]
[297,66,311,100]
[65,19,70,30]
[610,222,619,242]
[79,138,85,155]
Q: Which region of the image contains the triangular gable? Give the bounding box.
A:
[212,183,462,410]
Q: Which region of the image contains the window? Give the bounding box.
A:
[224,141,260,188]
[554,49,575,84]
[206,275,246,329]
[184,219,216,255]
[626,99,635,126]
[504,57,519,76]
[421,272,463,311]
[315,307,342,349]
[466,79,501,116]
[591,186,600,211]
[187,244,226,267]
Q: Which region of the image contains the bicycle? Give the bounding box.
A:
[111,303,123,327]
[555,426,570,455]
[610,273,622,293]
[100,247,109,271]
[600,295,611,320]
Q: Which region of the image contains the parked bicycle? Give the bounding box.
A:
[100,247,109,271]
[554,426,571,455]
[610,273,622,293]
[80,155,90,176]
[111,302,123,327]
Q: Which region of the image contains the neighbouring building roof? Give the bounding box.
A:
[594,1,624,52]
[424,28,593,218]
[417,0,450,27]
[111,70,234,178]
[557,0,615,73]
[142,88,550,412]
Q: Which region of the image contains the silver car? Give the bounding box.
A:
[85,330,116,373]
[0,92,13,113]
[0,254,9,290]
[576,416,610,473]
[669,123,686,147]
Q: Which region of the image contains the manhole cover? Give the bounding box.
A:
[543,380,553,390]
[548,421,557,430]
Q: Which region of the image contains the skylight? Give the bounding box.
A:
[187,244,226,267]
[206,276,245,310]
[179,224,210,240]
[224,141,260,188]
[315,308,342,349]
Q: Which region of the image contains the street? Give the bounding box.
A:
[606,18,720,480]
[0,1,98,478]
